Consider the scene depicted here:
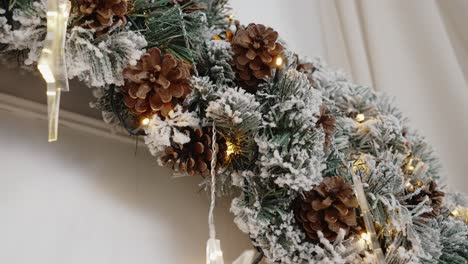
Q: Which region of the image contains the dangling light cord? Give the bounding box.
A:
[206,124,224,264]
[352,171,385,264]
[209,124,218,239]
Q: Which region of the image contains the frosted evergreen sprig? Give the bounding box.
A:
[198,39,236,86]
[206,87,262,170]
[143,3,206,62]
[256,69,325,191]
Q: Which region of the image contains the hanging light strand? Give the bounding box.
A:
[206,123,224,264]
[352,159,385,264]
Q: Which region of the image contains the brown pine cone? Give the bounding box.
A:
[315,105,336,152]
[231,23,284,92]
[296,60,316,86]
[161,127,227,176]
[403,179,445,218]
[294,176,359,242]
[122,47,192,118]
[73,0,129,32]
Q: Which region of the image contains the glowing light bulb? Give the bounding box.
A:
[451,206,468,224]
[275,56,284,67]
[405,181,415,192]
[228,14,234,20]
[141,117,150,126]
[355,113,365,122]
[361,232,371,244]
[226,141,236,156]
[351,154,370,174]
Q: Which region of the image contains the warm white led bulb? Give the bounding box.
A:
[355,113,365,122]
[141,117,150,126]
[275,56,283,67]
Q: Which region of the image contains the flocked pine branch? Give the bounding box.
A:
[199,0,231,30]
[138,1,207,63]
[198,39,236,86]
[255,69,325,191]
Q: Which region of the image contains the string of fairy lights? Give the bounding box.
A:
[35,2,467,263]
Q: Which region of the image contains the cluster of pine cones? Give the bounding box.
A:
[72,1,446,245]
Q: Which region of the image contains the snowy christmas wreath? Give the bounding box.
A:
[1,0,468,263]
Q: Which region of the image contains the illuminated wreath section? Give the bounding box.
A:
[1,0,467,263]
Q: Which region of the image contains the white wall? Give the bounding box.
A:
[0,110,251,264]
[230,0,325,59]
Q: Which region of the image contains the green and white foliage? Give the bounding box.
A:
[199,40,236,86]
[186,76,223,117]
[206,86,262,170]
[142,1,207,62]
[199,0,231,30]
[66,27,147,87]
[0,0,46,64]
[438,217,468,263]
[231,184,364,264]
[256,69,325,191]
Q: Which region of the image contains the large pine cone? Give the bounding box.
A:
[73,0,129,31]
[231,23,284,92]
[403,179,444,218]
[122,47,192,118]
[294,176,359,242]
[161,127,227,176]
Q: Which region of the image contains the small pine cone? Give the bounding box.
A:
[296,60,316,86]
[122,47,192,118]
[73,0,129,32]
[231,23,284,92]
[403,179,445,218]
[315,105,336,152]
[294,176,359,242]
[161,127,227,176]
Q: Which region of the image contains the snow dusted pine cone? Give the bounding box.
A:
[231,23,284,92]
[294,176,360,242]
[403,179,445,218]
[122,47,192,118]
[160,127,227,177]
[73,0,129,32]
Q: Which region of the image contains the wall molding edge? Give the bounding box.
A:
[0,92,135,145]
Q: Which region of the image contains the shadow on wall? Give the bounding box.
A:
[0,110,252,264]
